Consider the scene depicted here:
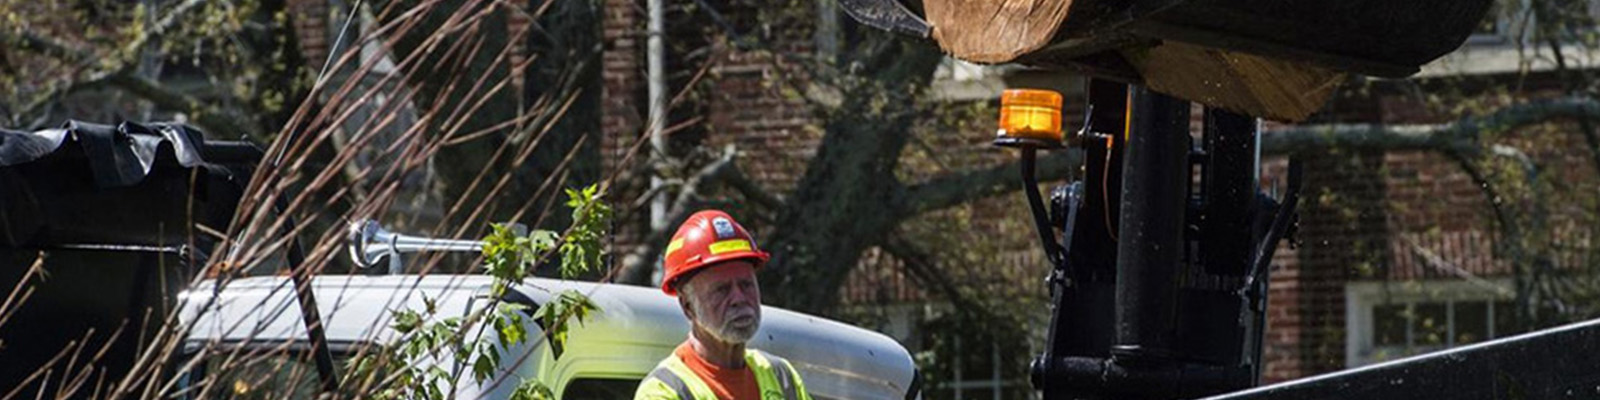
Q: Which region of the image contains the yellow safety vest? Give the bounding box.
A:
[633,348,812,400]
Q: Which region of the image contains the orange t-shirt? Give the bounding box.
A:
[674,342,761,400]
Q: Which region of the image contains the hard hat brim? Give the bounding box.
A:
[661,250,770,296]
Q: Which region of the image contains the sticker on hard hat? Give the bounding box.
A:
[665,238,685,258]
[708,239,752,255]
[712,217,737,239]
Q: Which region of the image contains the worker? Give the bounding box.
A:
[634,210,812,400]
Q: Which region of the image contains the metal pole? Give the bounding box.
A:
[646,0,669,234]
[1112,87,1190,361]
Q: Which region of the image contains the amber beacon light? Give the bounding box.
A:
[990,87,1070,275]
[995,88,1064,149]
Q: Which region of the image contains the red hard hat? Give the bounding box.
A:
[661,210,770,296]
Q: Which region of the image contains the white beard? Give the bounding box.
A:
[697,302,760,344]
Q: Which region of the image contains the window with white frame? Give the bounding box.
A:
[1345,280,1522,367]
[941,335,1032,400]
[915,311,1042,400]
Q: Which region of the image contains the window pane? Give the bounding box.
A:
[1374,304,1408,347]
[1415,303,1448,347]
[1455,301,1488,345]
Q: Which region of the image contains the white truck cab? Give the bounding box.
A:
[178,275,920,399]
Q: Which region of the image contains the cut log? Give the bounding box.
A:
[1127,41,1344,122]
[924,0,1073,64]
[892,0,1492,121]
[919,0,1490,74]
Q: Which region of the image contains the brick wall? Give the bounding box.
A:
[600,0,644,167]
[702,48,820,192]
[1256,77,1600,381]
[289,0,330,71]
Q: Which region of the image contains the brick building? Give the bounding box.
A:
[274,0,1600,397]
[1252,7,1600,379]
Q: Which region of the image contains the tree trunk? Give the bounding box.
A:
[760,33,944,314]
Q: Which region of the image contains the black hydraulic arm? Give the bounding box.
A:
[1020,147,1067,267]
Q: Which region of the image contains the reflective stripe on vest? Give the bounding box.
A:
[749,350,801,400]
[637,349,805,400]
[648,366,696,400]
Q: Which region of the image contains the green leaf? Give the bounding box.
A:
[472,349,496,383]
[556,184,612,278]
[511,380,554,400]
[535,290,601,351]
[391,309,423,333]
[495,304,529,345]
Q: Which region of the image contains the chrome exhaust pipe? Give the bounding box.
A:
[346,219,487,274]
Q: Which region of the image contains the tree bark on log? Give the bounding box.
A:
[924,0,1072,63]
[910,0,1490,121]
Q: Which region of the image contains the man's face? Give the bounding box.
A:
[682,260,761,344]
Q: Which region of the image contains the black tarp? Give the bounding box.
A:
[1,120,259,247]
[0,121,260,397]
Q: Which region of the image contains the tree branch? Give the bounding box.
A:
[900,149,1082,216]
[105,71,252,135]
[723,161,784,211]
[3,0,242,134]
[1263,97,1600,156]
[1261,124,1449,155]
[615,146,749,285]
[10,31,86,63]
